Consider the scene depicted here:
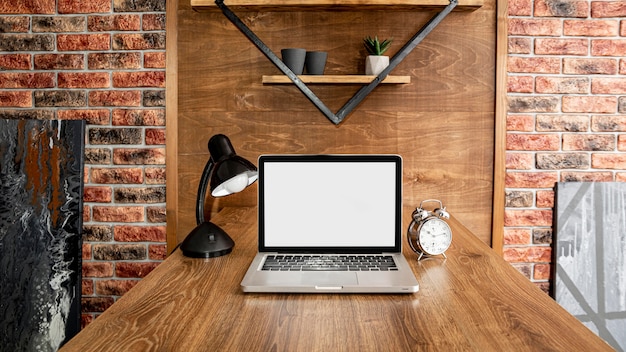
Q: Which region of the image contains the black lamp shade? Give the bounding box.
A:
[208,134,258,197]
[211,156,258,197]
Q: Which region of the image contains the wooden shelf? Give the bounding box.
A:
[202,0,468,124]
[262,75,411,84]
[192,0,483,11]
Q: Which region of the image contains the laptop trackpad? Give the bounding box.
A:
[300,272,358,286]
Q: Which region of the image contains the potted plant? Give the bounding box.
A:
[363,36,392,75]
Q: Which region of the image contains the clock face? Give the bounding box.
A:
[418,218,452,255]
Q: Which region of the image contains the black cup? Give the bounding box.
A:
[305,51,327,75]
[281,48,306,75]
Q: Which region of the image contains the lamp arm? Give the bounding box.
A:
[195,158,215,225]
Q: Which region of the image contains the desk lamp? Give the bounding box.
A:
[180,134,257,258]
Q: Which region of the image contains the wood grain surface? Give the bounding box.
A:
[191,0,484,11]
[261,75,411,83]
[170,0,497,248]
[61,207,612,351]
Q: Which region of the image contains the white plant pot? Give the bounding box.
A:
[365,55,389,75]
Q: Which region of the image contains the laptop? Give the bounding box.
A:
[241,154,419,293]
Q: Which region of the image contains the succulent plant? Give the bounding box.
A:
[363,36,392,56]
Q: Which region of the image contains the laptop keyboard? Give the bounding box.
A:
[261,255,398,271]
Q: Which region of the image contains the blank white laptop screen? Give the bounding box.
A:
[261,158,398,248]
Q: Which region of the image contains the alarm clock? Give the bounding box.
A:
[407,199,452,260]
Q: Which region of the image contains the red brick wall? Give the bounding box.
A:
[0,0,166,326]
[505,0,626,292]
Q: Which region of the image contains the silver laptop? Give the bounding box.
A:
[241,154,419,293]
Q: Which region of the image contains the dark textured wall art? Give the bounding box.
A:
[553,182,626,351]
[0,119,84,351]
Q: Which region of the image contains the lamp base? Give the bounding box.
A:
[180,222,234,258]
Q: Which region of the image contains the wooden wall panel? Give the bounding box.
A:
[172,0,496,246]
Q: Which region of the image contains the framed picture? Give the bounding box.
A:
[553,182,626,351]
[0,119,85,351]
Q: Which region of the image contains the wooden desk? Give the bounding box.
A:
[61,207,611,351]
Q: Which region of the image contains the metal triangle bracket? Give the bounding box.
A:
[215,0,458,125]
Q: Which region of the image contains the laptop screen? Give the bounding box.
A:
[258,155,402,253]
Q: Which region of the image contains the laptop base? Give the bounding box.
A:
[241,253,419,293]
